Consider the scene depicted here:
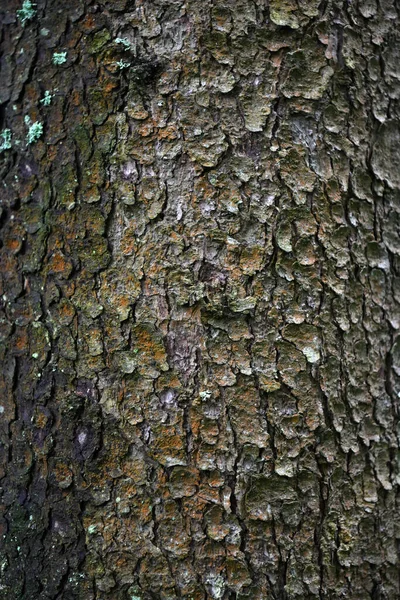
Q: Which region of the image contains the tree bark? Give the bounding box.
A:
[1,0,400,598]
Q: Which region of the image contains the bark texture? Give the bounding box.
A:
[1,0,400,598]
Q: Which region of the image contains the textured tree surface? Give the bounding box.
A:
[1,0,400,598]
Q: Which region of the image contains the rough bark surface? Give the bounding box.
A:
[1,0,400,598]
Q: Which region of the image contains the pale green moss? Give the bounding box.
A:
[0,129,12,152]
[17,0,36,25]
[40,90,53,106]
[26,121,43,145]
[115,37,131,50]
[116,59,131,69]
[52,52,67,65]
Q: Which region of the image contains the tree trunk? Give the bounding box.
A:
[1,0,400,598]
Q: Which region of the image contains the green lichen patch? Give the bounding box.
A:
[88,29,111,54]
[269,0,299,28]
[77,236,110,273]
[245,474,297,520]
[371,120,400,189]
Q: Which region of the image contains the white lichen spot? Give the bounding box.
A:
[277,234,292,253]
[275,460,295,477]
[161,389,176,406]
[226,236,240,246]
[302,346,320,363]
[200,390,212,401]
[32,352,39,359]
[78,431,87,446]
[87,525,97,534]
[0,406,4,414]
[205,575,226,599]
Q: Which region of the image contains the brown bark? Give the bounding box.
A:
[0,0,400,598]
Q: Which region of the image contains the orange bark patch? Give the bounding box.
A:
[47,250,73,278]
[13,327,29,353]
[158,125,178,140]
[80,14,97,32]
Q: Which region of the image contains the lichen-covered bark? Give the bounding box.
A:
[1,0,400,598]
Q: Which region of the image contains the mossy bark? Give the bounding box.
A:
[1,0,400,598]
